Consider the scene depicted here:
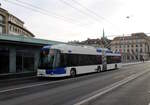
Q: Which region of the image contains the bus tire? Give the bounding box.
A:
[37,77,43,80]
[115,64,118,69]
[97,66,101,73]
[70,69,76,78]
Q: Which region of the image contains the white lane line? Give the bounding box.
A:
[74,69,150,105]
[0,69,148,95]
[0,76,36,82]
[0,77,76,93]
[148,103,150,105]
[0,72,100,93]
[0,81,54,93]
[0,69,118,93]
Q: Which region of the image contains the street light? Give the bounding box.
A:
[122,16,131,62]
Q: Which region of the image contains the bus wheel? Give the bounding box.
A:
[97,66,101,73]
[37,77,43,80]
[70,69,76,78]
[115,64,118,69]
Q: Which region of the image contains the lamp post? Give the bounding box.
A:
[123,16,131,62]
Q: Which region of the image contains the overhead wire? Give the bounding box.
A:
[5,0,121,31]
[15,0,79,23]
[71,0,109,22]
[4,0,131,39]
[59,0,102,23]
[3,0,85,25]
[71,0,120,30]
[59,0,121,32]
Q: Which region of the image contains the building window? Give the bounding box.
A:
[0,48,9,74]
[9,25,11,31]
[136,44,138,47]
[15,27,17,32]
[0,26,3,34]
[136,49,138,52]
[0,15,5,24]
[131,56,134,60]
[23,31,25,35]
[127,45,129,47]
[16,48,35,72]
[131,45,133,47]
[124,49,125,52]
[13,27,15,32]
[127,55,130,60]
[17,28,19,33]
[140,44,142,47]
[131,49,134,54]
[140,48,142,53]
[136,56,138,60]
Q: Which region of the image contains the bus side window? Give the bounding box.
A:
[60,54,66,67]
[98,55,102,64]
[66,54,71,67]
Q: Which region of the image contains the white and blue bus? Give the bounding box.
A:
[37,44,121,77]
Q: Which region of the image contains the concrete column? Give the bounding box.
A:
[9,47,16,73]
[34,50,40,71]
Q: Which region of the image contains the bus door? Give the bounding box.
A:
[102,50,107,71]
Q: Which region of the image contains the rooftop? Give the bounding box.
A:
[0,34,65,45]
[0,7,25,24]
[113,32,148,41]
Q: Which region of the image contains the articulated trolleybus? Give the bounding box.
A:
[37,44,121,78]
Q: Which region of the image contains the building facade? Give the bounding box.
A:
[111,33,150,62]
[0,7,34,37]
[80,38,104,48]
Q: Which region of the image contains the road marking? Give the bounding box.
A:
[0,72,103,93]
[0,67,148,95]
[74,69,150,105]
[0,77,77,93]
[0,76,36,82]
[0,68,122,93]
[113,75,125,79]
[148,103,150,105]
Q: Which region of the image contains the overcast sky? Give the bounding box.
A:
[1,0,150,42]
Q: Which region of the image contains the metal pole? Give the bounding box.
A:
[122,34,125,62]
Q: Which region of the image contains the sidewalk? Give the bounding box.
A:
[0,71,36,81]
[121,61,144,66]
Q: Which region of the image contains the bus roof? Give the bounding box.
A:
[42,44,121,56]
[43,44,101,55]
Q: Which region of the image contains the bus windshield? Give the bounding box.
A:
[39,49,56,69]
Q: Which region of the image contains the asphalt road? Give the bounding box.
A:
[0,62,150,105]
